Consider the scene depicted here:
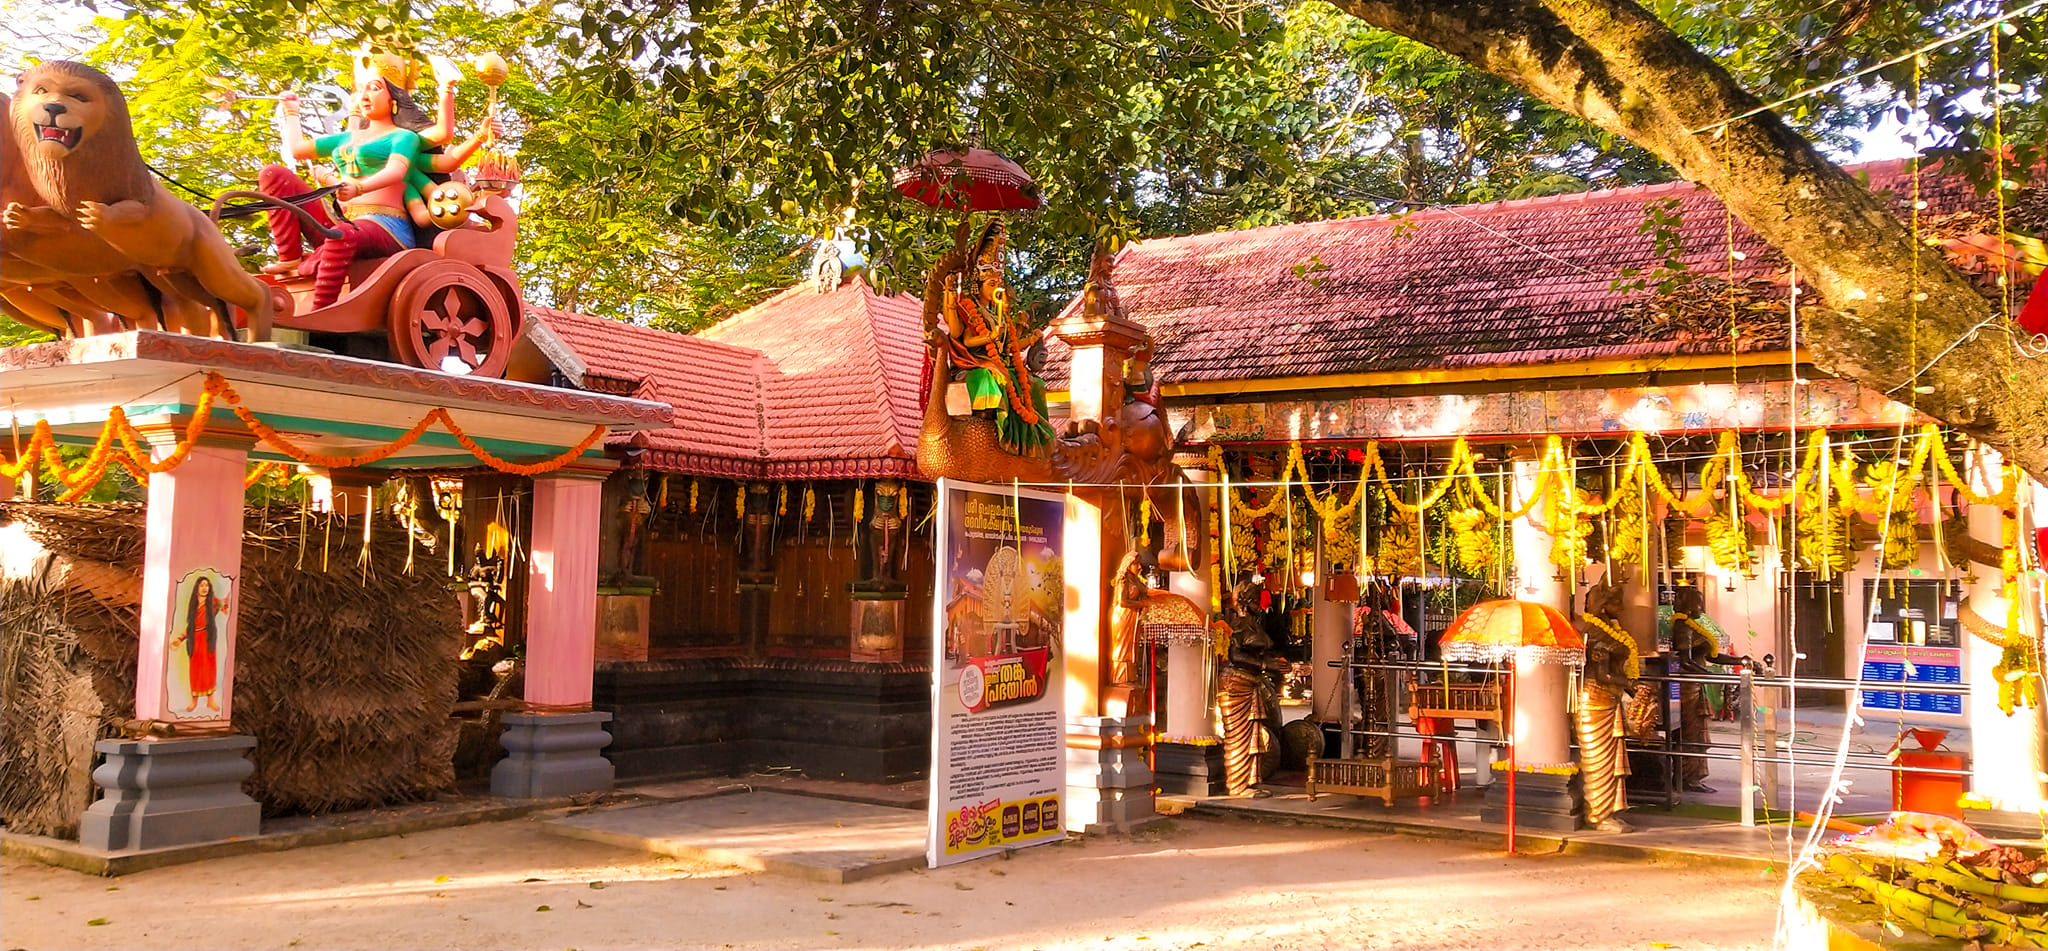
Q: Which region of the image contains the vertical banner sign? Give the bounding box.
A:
[928,479,1066,868]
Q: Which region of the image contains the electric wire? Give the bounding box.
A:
[1688,0,2045,134]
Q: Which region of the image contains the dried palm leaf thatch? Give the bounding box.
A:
[0,523,125,838]
[0,501,464,830]
[1620,274,1794,349]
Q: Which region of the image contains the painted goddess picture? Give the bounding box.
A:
[166,568,234,720]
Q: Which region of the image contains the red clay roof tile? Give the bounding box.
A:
[1046,160,1974,390]
[532,276,928,479]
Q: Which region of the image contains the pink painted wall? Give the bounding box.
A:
[523,473,605,707]
[135,443,248,723]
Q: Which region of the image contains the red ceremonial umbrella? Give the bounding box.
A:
[1437,597,1582,855]
[893,147,1042,212]
[1438,599,1584,666]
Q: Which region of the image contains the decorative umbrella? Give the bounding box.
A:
[1438,599,1584,667]
[893,147,1042,212]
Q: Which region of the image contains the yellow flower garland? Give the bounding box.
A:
[1579,614,1643,680]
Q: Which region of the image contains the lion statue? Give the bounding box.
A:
[1,87,192,337]
[3,61,271,341]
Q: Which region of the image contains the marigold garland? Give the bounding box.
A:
[1579,613,1643,681]
[4,371,611,500]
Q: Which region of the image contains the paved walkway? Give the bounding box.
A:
[541,791,927,883]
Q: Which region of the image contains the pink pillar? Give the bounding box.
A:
[524,470,607,708]
[136,440,251,724]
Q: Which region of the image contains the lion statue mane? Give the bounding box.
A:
[2,60,271,341]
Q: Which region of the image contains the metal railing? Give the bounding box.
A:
[1326,656,1973,826]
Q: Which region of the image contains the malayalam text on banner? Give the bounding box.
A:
[927,479,1067,867]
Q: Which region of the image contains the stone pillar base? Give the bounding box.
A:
[1154,741,1226,797]
[79,735,260,851]
[1065,715,1159,834]
[1480,769,1584,832]
[491,711,614,799]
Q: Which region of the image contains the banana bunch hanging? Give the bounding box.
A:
[1447,504,1496,576]
[1229,486,1260,576]
[1994,643,2040,716]
[1546,464,1592,571]
[1704,499,1756,574]
[1374,503,1422,579]
[1860,459,1923,571]
[1606,477,1647,567]
[1794,461,1857,578]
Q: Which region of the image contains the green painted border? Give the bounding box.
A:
[33,404,607,467]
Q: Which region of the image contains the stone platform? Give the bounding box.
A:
[540,790,927,883]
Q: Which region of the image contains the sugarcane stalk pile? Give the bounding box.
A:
[1828,844,2048,946]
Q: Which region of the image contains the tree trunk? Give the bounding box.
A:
[1328,0,2048,481]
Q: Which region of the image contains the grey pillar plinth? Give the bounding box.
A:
[79,734,260,852]
[1480,769,1584,832]
[1154,740,1226,797]
[1065,715,1159,834]
[491,711,614,798]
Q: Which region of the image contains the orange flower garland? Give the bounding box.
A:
[4,371,611,499]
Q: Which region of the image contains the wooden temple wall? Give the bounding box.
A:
[596,477,936,784]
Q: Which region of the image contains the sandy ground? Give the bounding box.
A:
[2,813,1781,951]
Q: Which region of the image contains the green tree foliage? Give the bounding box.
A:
[1652,0,2045,178]
[43,0,1669,331]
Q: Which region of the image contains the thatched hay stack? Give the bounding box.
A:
[0,519,126,838]
[0,502,464,835]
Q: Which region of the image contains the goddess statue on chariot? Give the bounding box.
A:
[231,50,526,377]
[0,48,530,380]
[935,218,1053,456]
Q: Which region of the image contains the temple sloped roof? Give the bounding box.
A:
[698,278,926,478]
[532,276,926,479]
[1046,159,1971,391]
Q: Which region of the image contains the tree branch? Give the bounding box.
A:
[1325,0,2048,479]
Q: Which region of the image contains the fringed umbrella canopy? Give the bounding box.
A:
[893,148,1042,212]
[1440,598,1584,667]
[1138,592,1209,646]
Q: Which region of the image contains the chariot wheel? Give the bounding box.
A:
[388,259,515,377]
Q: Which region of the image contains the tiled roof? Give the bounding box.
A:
[699,278,926,479]
[1046,160,1974,389]
[531,276,926,479]
[533,306,767,474]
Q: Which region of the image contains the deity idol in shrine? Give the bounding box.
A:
[258,53,499,308]
[936,219,1053,456]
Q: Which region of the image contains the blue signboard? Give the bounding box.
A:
[1860,645,1963,716]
